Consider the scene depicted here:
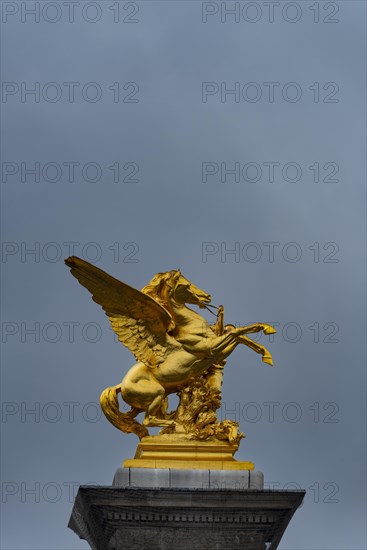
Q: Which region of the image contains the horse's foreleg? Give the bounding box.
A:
[235,323,277,336]
[209,332,242,363]
[238,335,274,365]
[209,327,275,366]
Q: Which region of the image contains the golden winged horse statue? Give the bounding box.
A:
[65,257,276,441]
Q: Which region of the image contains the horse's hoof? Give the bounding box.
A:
[262,354,273,366]
[264,327,277,334]
[143,417,176,428]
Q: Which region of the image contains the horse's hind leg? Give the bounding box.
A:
[143,389,174,427]
[121,363,174,428]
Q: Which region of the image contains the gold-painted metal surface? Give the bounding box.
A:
[123,435,254,470]
[123,460,255,470]
[65,256,275,465]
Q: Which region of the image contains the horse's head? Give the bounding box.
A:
[170,270,212,308]
[142,270,211,308]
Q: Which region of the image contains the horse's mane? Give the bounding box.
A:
[141,270,178,307]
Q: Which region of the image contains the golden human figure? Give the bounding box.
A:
[65,256,276,452]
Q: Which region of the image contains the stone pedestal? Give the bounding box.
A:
[113,467,264,489]
[68,470,305,550]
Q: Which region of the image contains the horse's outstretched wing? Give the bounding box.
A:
[65,256,180,368]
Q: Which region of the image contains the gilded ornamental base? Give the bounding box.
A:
[123,434,254,470]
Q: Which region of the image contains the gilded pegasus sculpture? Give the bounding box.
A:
[65,257,276,444]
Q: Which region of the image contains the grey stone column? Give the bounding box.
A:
[69,470,305,550]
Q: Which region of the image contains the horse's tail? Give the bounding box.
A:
[100,385,149,440]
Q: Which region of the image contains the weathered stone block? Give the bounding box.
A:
[69,485,305,550]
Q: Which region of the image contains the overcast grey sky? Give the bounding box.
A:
[1,1,366,548]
